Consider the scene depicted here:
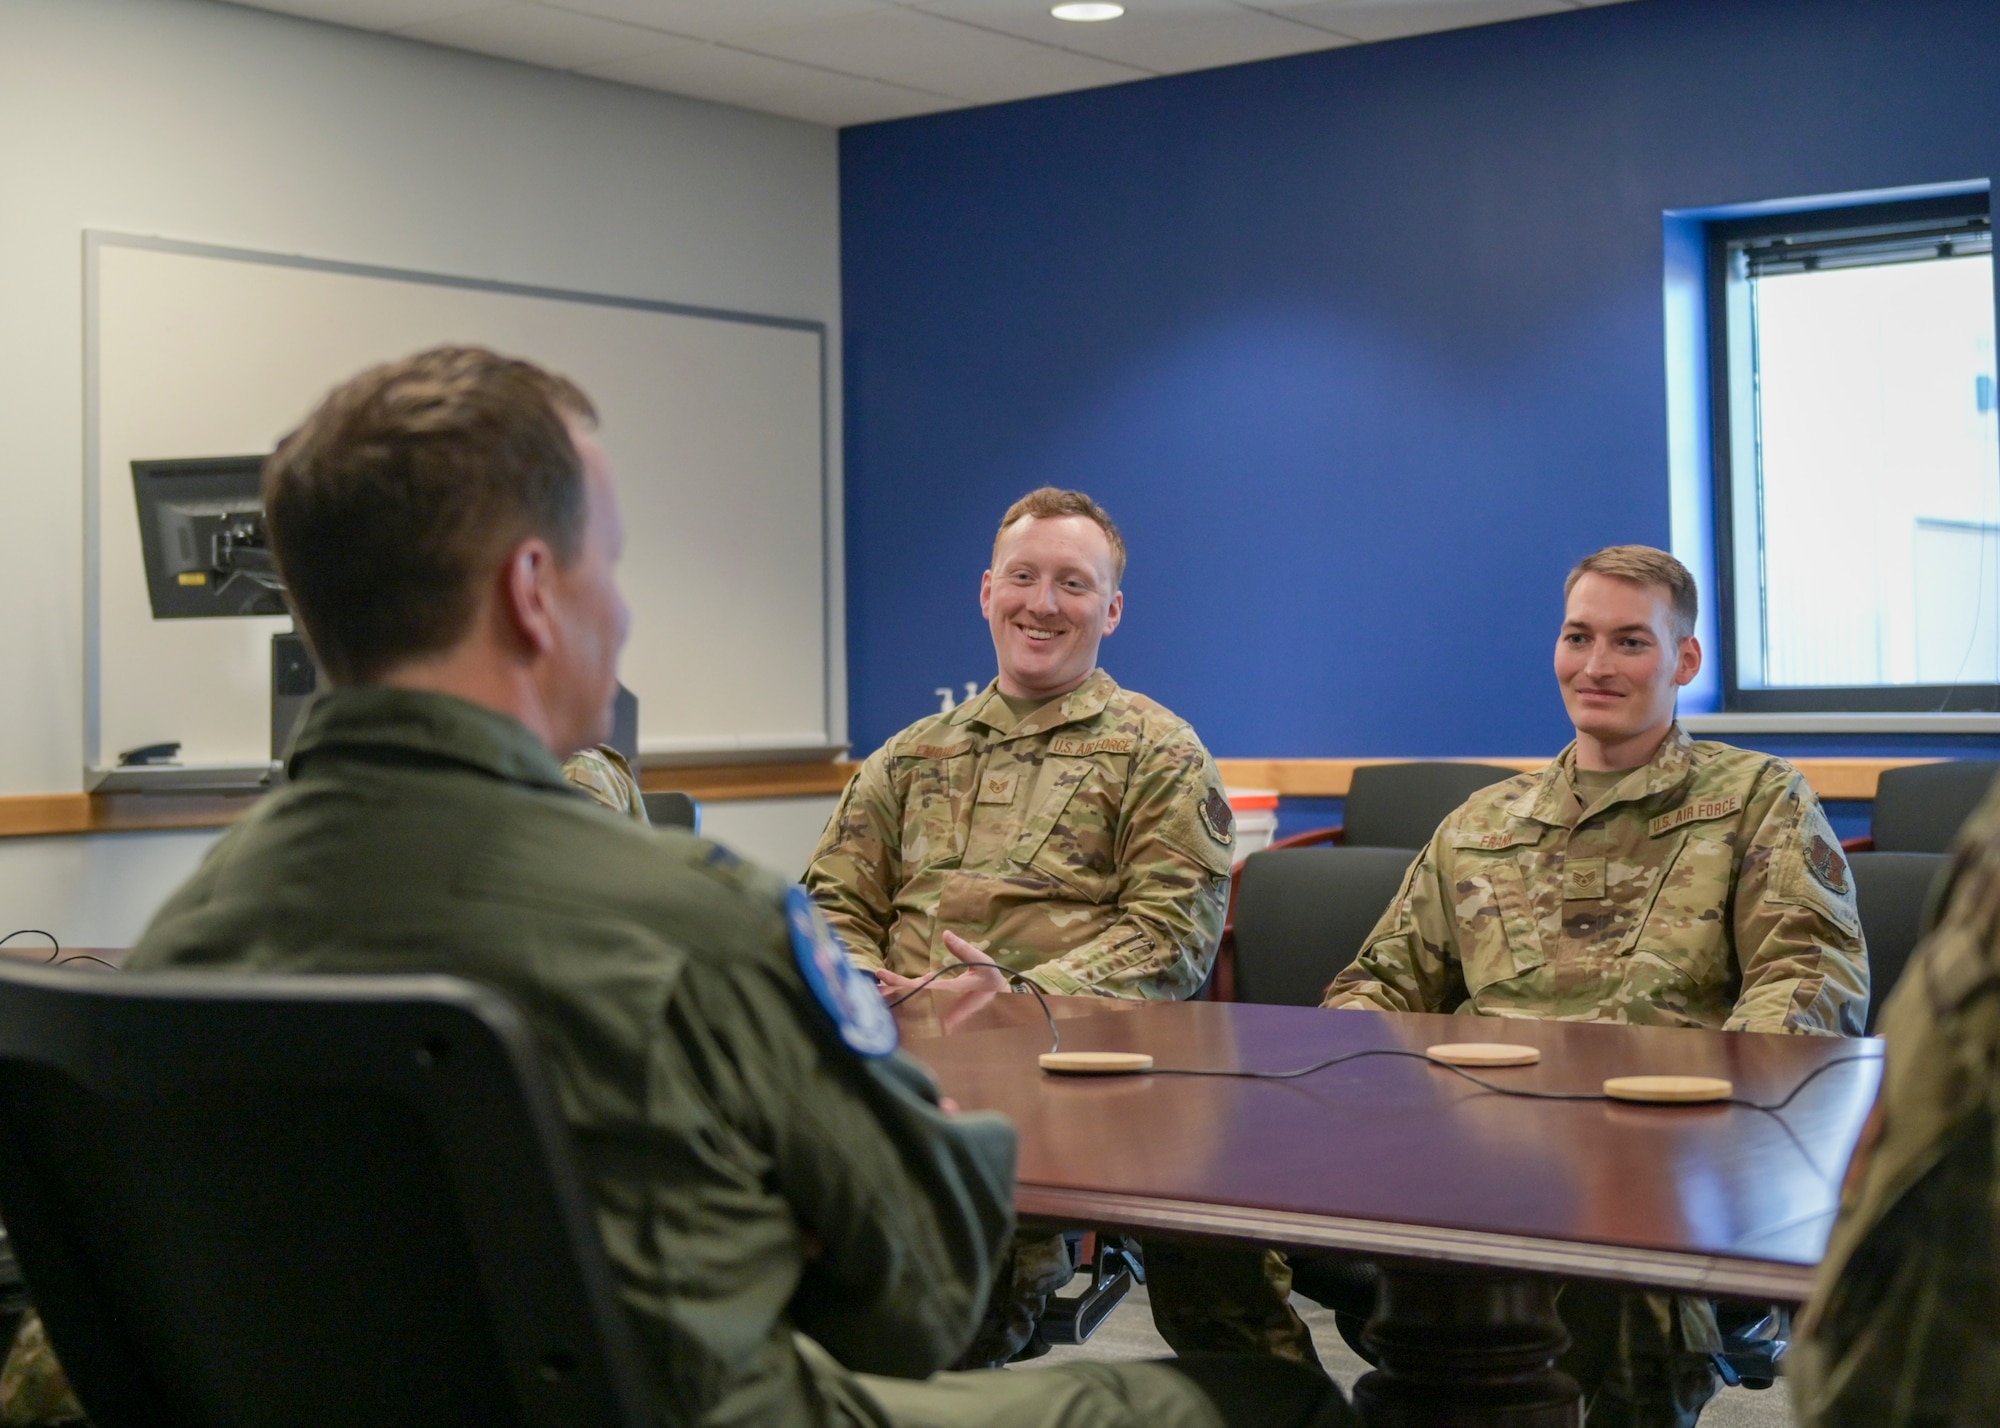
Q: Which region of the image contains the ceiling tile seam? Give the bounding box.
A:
[1221,1,1363,44]
[880,1,1164,78]
[684,35,965,100]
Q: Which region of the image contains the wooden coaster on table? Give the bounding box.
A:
[1038,1051,1154,1075]
[1603,1075,1733,1104]
[1425,1042,1541,1067]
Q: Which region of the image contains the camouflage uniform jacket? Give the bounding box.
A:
[805,670,1234,999]
[126,688,1019,1428]
[562,744,650,824]
[1322,726,1869,1035]
[1791,784,2000,1426]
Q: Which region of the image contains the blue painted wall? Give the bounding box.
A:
[839,0,2000,759]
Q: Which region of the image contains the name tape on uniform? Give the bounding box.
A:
[785,886,899,1058]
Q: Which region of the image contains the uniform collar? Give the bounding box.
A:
[949,668,1118,742]
[287,686,573,793]
[1507,723,1697,828]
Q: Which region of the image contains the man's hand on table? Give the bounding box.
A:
[873,930,1011,1032]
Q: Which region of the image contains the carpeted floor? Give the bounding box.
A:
[1020,1282,1795,1427]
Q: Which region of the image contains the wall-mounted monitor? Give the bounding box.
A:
[130,455,285,619]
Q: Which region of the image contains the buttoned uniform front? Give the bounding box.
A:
[1323,725,1869,1035]
[805,670,1236,1000]
[1791,781,2000,1426]
[1314,725,1869,1426]
[121,688,1266,1428]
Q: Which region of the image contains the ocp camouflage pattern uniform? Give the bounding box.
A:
[0,1314,84,1427]
[561,744,649,824]
[1791,779,2000,1426]
[1314,725,1869,1427]
[1323,725,1869,1034]
[805,670,1235,999]
[805,672,1319,1370]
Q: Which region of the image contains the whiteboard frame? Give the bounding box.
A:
[82,230,841,786]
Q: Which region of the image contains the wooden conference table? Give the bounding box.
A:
[897,992,1881,1427]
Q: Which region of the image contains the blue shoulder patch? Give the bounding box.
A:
[785,886,899,1058]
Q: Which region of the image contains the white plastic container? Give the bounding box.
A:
[1225,788,1280,867]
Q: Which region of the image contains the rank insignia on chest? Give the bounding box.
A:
[1563,857,1606,901]
[1806,835,1850,896]
[784,886,899,1058]
[1199,788,1235,846]
[977,769,1020,804]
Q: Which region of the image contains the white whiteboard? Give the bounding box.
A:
[86,233,833,777]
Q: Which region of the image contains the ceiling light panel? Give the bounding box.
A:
[917,0,1349,70]
[392,4,682,70]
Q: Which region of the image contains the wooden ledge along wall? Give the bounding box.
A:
[0,756,1937,840]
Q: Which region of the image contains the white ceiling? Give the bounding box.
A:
[226,0,1636,127]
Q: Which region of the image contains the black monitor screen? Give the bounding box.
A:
[131,456,287,619]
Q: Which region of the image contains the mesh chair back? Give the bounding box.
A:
[1870,761,2000,853]
[1848,851,1952,1034]
[1343,763,1521,850]
[0,965,652,1428]
[642,790,700,831]
[1233,847,1417,1006]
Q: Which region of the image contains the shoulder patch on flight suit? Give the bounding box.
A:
[785,886,898,1058]
[1648,796,1744,838]
[1048,735,1137,756]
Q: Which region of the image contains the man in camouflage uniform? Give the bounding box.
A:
[1311,545,1869,1426]
[1790,784,2000,1425]
[108,349,1347,1428]
[805,489,1314,1370]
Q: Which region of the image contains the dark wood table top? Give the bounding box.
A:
[898,995,1882,1302]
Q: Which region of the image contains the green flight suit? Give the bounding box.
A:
[1320,727,1869,1425]
[1790,781,2000,1426]
[122,688,1301,1428]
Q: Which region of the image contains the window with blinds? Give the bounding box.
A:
[1710,192,2000,712]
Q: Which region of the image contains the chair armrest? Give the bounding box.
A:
[1841,835,1875,853]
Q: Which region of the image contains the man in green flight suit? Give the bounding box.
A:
[1790,783,2000,1425]
[124,348,1349,1428]
[805,488,1317,1371]
[1313,543,1870,1426]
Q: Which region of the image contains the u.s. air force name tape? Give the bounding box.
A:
[786,886,899,1058]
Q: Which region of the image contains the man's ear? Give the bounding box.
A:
[1101,589,1123,637]
[978,568,994,620]
[1674,635,1702,688]
[498,537,562,658]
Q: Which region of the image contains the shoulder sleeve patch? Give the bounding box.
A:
[1648,795,1745,838]
[785,886,898,1058]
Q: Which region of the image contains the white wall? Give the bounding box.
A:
[0,0,843,939]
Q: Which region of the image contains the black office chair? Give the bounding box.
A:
[642,789,701,831]
[1231,846,1417,1006]
[1340,762,1522,850]
[0,963,653,1428]
[1855,761,2000,853]
[1848,850,1953,1033]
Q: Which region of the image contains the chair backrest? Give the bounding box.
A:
[642,789,701,831]
[1870,761,2000,853]
[1343,763,1521,850]
[0,964,653,1428]
[1848,851,1952,1034]
[1232,846,1417,1006]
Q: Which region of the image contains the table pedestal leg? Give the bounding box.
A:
[1352,1264,1582,1428]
